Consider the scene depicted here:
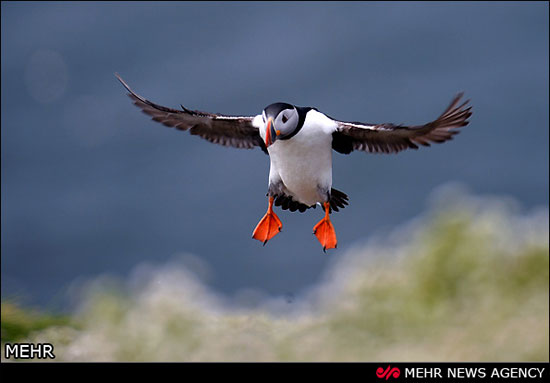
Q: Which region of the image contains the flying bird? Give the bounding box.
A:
[116,74,472,251]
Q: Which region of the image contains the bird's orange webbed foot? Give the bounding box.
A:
[313,202,337,252]
[252,197,282,245]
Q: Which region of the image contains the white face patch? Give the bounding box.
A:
[274,108,299,137]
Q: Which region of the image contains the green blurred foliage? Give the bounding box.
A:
[1,198,548,361]
[1,301,72,344]
[324,209,548,361]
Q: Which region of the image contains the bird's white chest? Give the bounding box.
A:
[267,110,337,206]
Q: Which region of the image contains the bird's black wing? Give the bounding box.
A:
[331,93,472,154]
[116,74,267,153]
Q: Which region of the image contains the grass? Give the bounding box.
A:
[1,301,72,344]
[1,191,548,361]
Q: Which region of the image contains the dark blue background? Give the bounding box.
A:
[2,2,548,308]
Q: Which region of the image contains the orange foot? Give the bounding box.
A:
[313,202,337,252]
[252,197,282,245]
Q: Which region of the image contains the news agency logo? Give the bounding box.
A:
[377,365,401,380]
[3,343,55,360]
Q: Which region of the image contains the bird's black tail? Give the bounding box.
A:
[329,188,349,213]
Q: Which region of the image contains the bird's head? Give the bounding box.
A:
[261,102,299,147]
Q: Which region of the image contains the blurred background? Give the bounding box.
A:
[1,2,548,361]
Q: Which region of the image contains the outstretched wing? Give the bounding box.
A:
[331,93,472,154]
[116,74,267,153]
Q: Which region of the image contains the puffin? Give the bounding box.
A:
[116,74,472,251]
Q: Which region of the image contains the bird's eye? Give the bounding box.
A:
[282,114,288,123]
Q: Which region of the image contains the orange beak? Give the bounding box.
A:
[265,118,274,147]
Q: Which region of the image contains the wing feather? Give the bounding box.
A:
[332,93,472,154]
[116,74,267,153]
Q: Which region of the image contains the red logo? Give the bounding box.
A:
[376,366,400,380]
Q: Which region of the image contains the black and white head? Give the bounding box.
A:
[261,102,300,147]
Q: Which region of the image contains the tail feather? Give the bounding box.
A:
[329,188,349,213]
[272,188,349,214]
